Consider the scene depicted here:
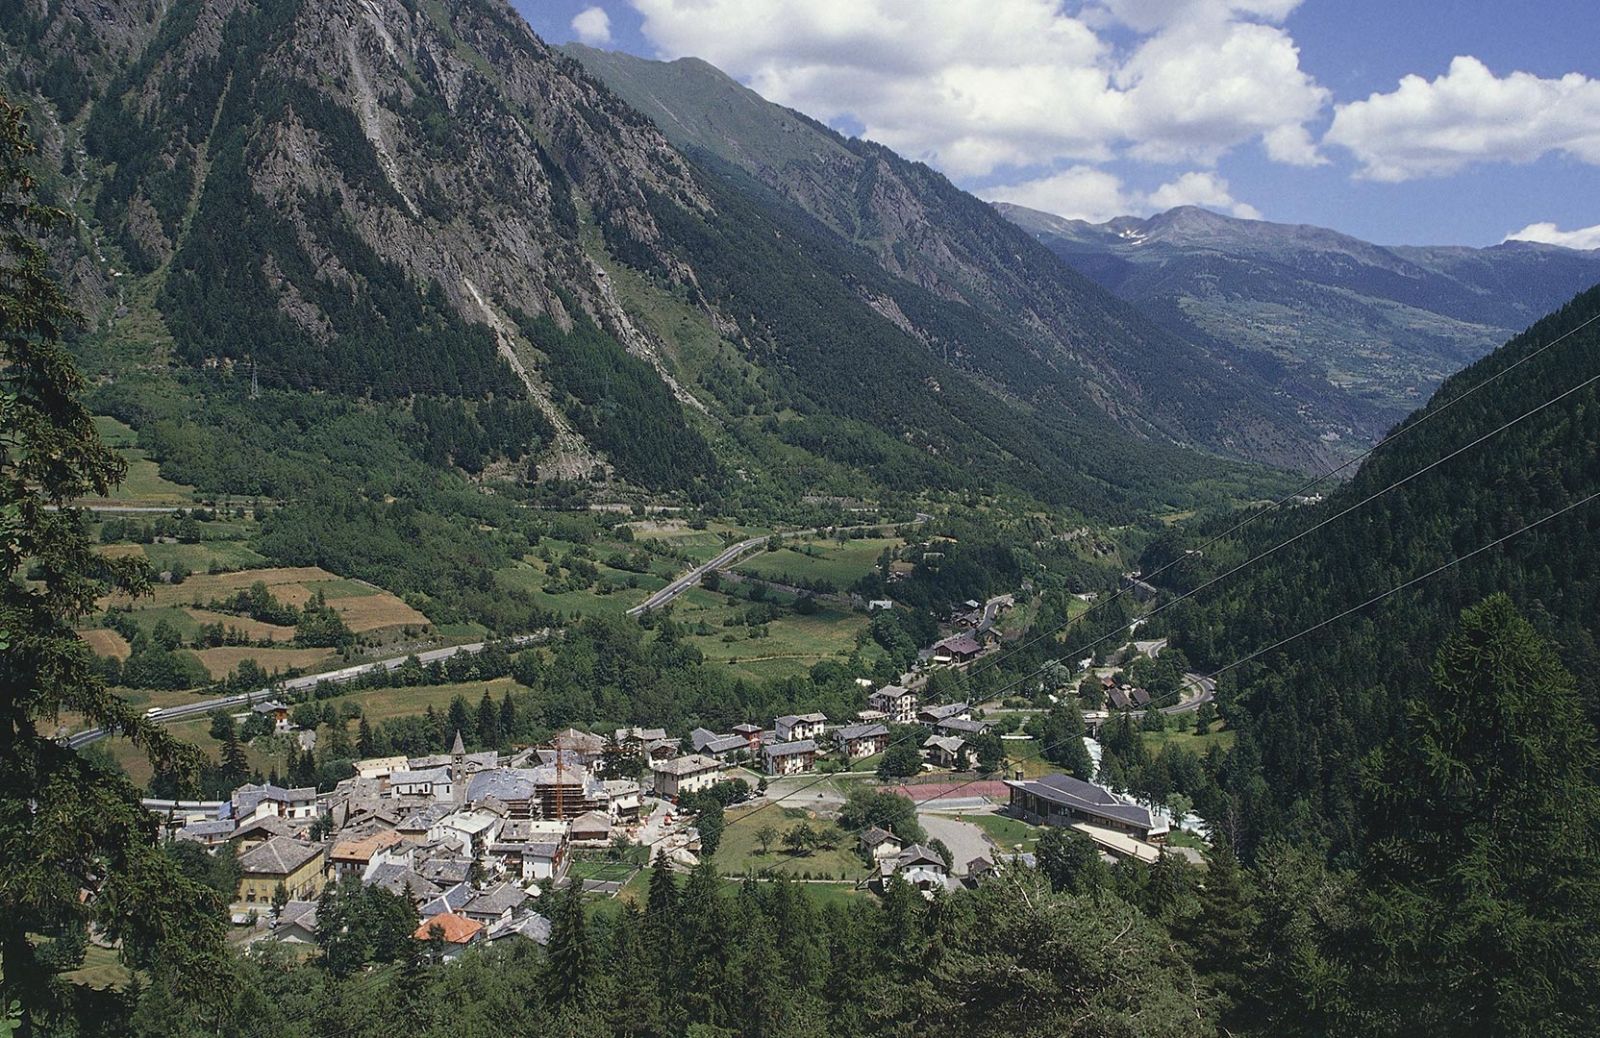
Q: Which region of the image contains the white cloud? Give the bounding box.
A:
[1325,56,1600,181]
[1504,221,1600,251]
[986,168,1260,222]
[1145,171,1261,219]
[571,6,613,45]
[628,0,1327,178]
[986,166,1136,223]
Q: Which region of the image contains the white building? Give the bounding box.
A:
[774,712,828,743]
[650,754,726,800]
[388,767,454,800]
[868,685,917,724]
[232,783,318,822]
[763,740,817,776]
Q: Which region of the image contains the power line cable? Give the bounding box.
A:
[949,308,1600,686]
[961,346,1600,708]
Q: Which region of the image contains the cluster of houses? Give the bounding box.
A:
[163,728,655,959]
[1099,675,1154,711]
[672,690,996,784]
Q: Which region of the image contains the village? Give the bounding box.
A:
[148,598,1210,962]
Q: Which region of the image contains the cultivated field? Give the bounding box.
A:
[102,565,426,634]
[81,628,132,660]
[191,645,336,680]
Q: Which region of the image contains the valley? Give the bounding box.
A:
[2,1,1598,1036]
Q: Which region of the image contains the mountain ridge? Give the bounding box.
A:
[998,201,1600,438]
[563,42,1345,472]
[2,0,1296,517]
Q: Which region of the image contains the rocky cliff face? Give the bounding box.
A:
[565,43,1337,472]
[1,0,1300,510]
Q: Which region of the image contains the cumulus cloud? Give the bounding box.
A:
[628,0,1326,178]
[1145,171,1261,218]
[987,168,1260,222]
[986,166,1135,222]
[571,5,613,45]
[1504,221,1600,251]
[1325,56,1600,181]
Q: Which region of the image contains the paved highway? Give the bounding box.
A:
[66,632,547,749]
[627,514,930,616]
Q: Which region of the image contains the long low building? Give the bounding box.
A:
[1003,774,1167,842]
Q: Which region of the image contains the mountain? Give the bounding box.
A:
[1147,282,1600,854]
[563,43,1343,472]
[0,0,1301,524]
[998,202,1600,442]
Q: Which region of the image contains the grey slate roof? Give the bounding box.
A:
[420,881,474,917]
[775,712,827,726]
[365,864,443,901]
[177,819,236,839]
[1005,773,1155,830]
[388,767,451,787]
[654,754,722,776]
[487,911,552,945]
[763,739,817,759]
[239,836,321,876]
[466,768,541,802]
[273,899,319,934]
[859,826,900,848]
[835,722,889,742]
[414,857,474,886]
[465,882,528,917]
[232,783,315,816]
[701,734,747,755]
[919,702,970,721]
[894,844,947,870]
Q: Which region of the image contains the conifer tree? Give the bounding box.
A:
[547,879,590,1006]
[1361,595,1600,1037]
[476,690,500,748]
[0,94,225,1034]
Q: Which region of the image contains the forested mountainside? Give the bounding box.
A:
[563,43,1338,472]
[0,0,1294,529]
[1145,283,1600,855]
[1001,202,1600,443]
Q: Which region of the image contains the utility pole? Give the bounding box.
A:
[250,357,259,399]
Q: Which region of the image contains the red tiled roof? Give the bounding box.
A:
[414,912,483,944]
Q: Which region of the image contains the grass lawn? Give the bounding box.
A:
[496,558,656,618]
[1141,724,1236,755]
[961,810,1043,853]
[1167,829,1209,851]
[719,877,869,906]
[733,536,900,589]
[61,943,135,991]
[80,419,195,506]
[717,805,868,881]
[99,714,285,788]
[140,540,268,574]
[81,627,132,659]
[332,676,525,725]
[689,606,868,675]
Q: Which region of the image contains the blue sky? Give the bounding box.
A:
[516,1,1600,247]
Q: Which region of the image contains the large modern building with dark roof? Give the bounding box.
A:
[1003,773,1167,842]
